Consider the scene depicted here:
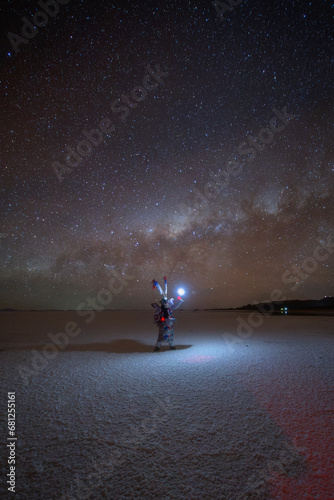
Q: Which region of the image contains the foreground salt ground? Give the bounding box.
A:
[0,311,333,499]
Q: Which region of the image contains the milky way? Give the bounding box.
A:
[0,0,333,310]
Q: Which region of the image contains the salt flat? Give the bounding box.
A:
[0,311,333,499]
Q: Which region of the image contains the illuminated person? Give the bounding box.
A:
[151,276,184,352]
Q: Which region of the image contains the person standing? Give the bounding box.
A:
[151,276,184,352]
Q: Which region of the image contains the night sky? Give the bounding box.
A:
[0,0,333,310]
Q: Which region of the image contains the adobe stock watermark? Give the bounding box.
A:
[212,0,246,22]
[7,0,71,55]
[17,266,134,386]
[52,63,169,183]
[246,438,306,497]
[61,394,173,500]
[178,106,296,218]
[222,234,334,347]
[282,236,334,291]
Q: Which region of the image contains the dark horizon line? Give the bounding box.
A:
[1,296,333,313]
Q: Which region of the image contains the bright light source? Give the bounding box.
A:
[177,288,185,296]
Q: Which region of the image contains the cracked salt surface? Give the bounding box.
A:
[0,311,333,499]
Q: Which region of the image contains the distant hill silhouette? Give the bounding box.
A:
[228,296,334,312]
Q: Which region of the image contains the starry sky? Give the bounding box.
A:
[0,0,333,310]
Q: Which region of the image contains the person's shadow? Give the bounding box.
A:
[24,340,192,354]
